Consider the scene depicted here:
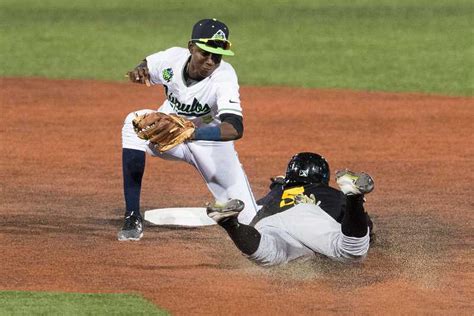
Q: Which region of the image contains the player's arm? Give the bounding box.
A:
[219,113,243,140]
[192,113,243,141]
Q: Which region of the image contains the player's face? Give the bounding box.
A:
[188,43,222,79]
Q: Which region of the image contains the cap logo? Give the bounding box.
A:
[299,170,309,177]
[212,29,227,40]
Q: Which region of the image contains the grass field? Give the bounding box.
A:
[0,0,472,95]
[0,291,168,315]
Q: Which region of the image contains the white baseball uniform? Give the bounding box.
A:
[122,47,257,224]
[249,202,370,266]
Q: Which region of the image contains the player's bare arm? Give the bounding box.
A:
[220,121,241,140]
[219,113,243,140]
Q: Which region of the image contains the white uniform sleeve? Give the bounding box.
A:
[214,64,243,117]
[146,52,165,85]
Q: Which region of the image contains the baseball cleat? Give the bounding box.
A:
[117,213,143,241]
[336,169,374,195]
[206,199,245,223]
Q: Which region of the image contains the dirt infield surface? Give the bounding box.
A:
[1,78,473,315]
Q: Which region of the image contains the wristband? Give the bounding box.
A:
[193,126,221,141]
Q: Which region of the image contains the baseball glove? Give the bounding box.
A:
[132,112,195,152]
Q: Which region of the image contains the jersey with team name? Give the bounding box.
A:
[146,47,242,128]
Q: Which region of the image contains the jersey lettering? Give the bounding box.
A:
[168,93,211,117]
[280,186,305,208]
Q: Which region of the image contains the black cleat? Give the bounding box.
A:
[117,213,143,241]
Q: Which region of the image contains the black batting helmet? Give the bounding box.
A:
[285,152,330,185]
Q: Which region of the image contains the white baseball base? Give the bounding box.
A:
[144,207,216,227]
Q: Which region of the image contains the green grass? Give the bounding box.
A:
[0,291,168,315]
[0,0,473,95]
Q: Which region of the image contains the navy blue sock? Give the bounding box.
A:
[122,148,146,218]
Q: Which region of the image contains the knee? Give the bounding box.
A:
[247,233,290,266]
[124,109,155,125]
[124,112,136,124]
[122,110,154,151]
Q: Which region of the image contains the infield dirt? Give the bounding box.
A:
[1,78,472,314]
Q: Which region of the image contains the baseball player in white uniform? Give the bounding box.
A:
[206,152,375,266]
[118,18,258,241]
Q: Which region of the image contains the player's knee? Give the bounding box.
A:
[124,109,155,124]
[122,110,155,151]
[247,233,291,266]
[124,112,136,124]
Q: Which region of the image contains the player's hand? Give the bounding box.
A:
[126,64,151,86]
[269,175,286,189]
[294,193,316,205]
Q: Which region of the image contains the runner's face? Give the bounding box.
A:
[187,43,222,79]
